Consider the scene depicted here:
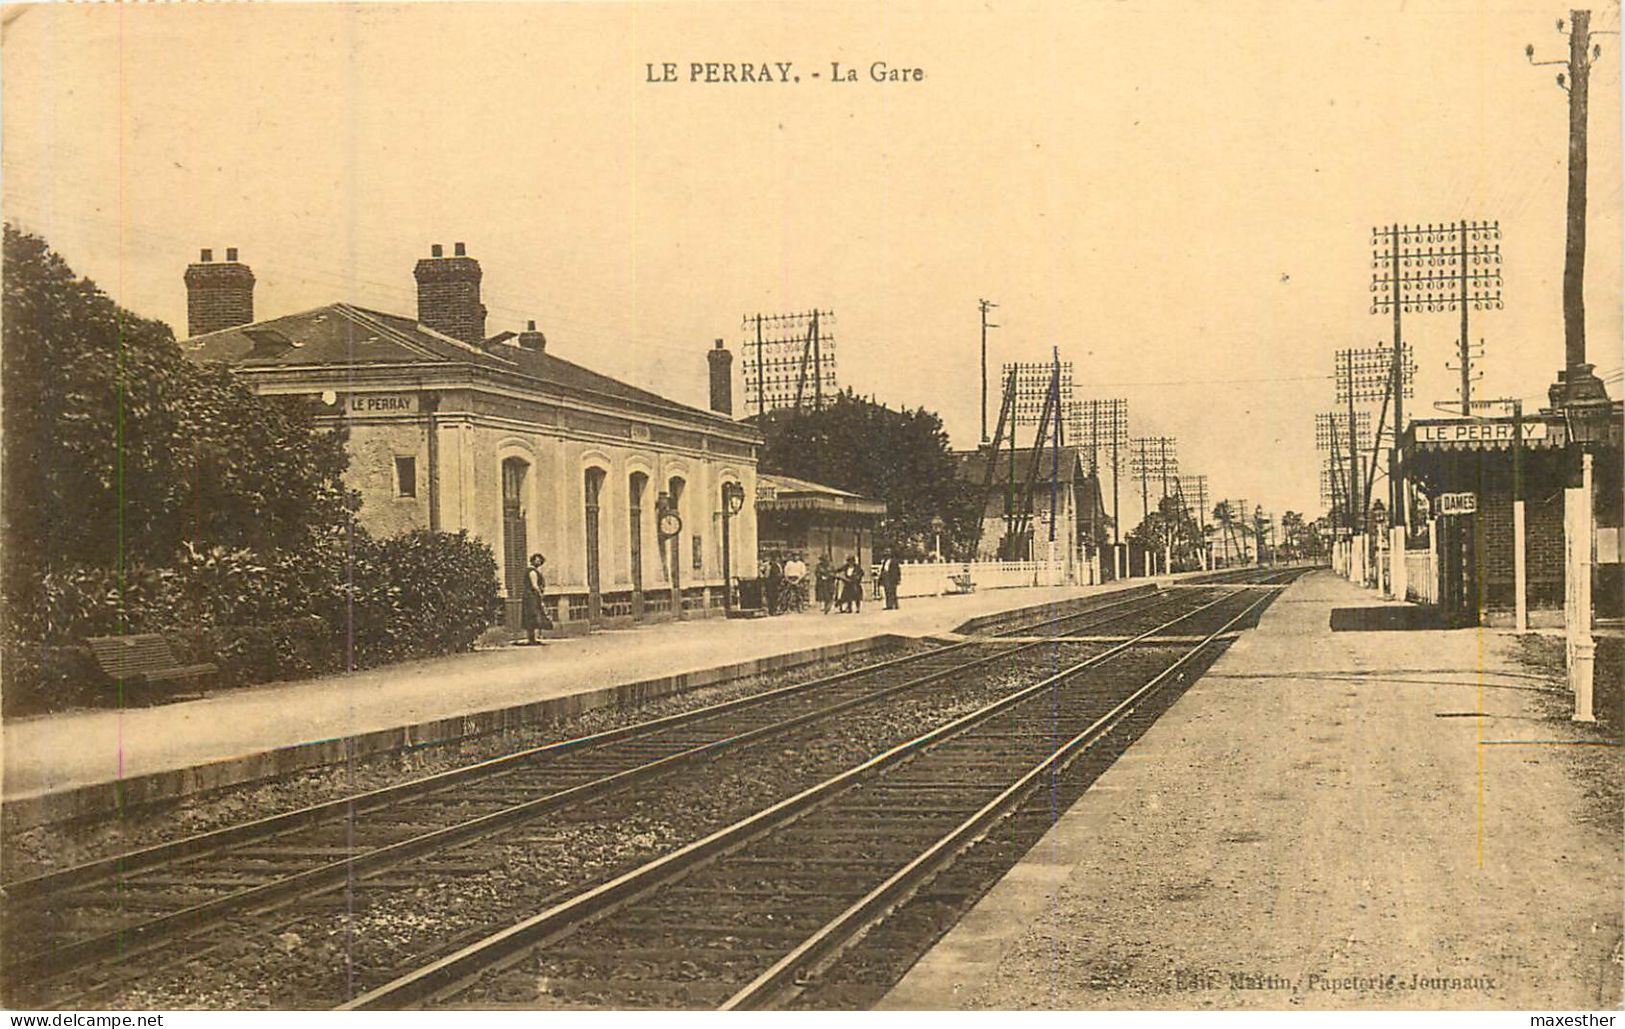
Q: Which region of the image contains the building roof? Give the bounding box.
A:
[756,472,887,516]
[1403,404,1623,453]
[953,446,1113,528]
[952,445,1088,486]
[182,302,747,433]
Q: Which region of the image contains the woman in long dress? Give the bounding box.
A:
[838,556,864,614]
[521,553,550,645]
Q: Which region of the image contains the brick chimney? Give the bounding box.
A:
[518,319,547,352]
[413,242,486,345]
[707,338,733,416]
[183,247,255,336]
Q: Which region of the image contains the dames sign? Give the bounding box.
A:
[1436,493,1478,516]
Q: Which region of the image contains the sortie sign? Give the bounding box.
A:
[345,393,419,416]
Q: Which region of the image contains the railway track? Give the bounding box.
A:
[2,581,1222,1005]
[334,571,1302,1010]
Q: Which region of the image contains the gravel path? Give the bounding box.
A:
[883,571,1623,1011]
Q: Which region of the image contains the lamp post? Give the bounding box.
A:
[721,482,745,615]
[930,515,945,562]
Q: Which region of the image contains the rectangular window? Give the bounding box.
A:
[395,455,417,498]
[692,534,704,572]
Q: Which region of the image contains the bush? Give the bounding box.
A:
[355,530,502,665]
[2,530,502,713]
[167,615,339,690]
[1,641,102,717]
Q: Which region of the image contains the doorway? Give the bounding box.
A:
[585,467,605,625]
[502,457,530,631]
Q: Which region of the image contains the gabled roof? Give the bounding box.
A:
[184,303,503,367]
[182,302,747,431]
[951,445,1088,486]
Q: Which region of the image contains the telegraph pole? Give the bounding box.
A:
[1458,220,1473,414]
[1137,438,1150,525]
[811,310,824,411]
[1562,10,1593,376]
[1371,219,1500,597]
[1386,226,1405,545]
[1181,475,1210,571]
[1530,11,1608,718]
[1158,438,1174,574]
[752,313,765,417]
[979,299,998,443]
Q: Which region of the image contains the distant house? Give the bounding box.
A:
[180,243,761,634]
[754,473,886,571]
[951,445,1111,581]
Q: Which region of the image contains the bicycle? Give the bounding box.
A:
[774,577,809,614]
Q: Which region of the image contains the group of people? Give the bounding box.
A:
[761,553,809,614]
[809,550,903,614]
[517,547,907,645]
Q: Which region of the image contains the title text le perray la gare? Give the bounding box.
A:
[646,61,925,85]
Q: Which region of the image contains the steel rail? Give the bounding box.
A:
[335,586,1252,1011]
[3,586,1192,987]
[4,584,1155,902]
[720,584,1286,1010]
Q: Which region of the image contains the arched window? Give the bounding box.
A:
[629,472,648,597]
[584,467,607,620]
[667,475,686,589]
[501,457,530,616]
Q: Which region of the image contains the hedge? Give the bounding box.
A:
[2,529,502,716]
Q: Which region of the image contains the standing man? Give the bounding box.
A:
[878,550,903,610]
[783,551,808,611]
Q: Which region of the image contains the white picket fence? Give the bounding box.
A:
[1405,549,1436,605]
[893,560,1057,598]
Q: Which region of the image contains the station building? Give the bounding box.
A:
[180,245,761,634]
[1401,385,1622,626]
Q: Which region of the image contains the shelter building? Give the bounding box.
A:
[1401,398,1622,626]
[753,473,886,571]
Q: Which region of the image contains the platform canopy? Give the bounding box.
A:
[755,473,886,517]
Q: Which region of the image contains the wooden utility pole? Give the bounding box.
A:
[979,299,998,443]
[1386,226,1405,536]
[1563,9,1592,374]
[810,310,824,411]
[1459,220,1473,414]
[754,314,766,418]
[1344,358,1361,534]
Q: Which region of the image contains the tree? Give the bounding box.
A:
[752,390,978,559]
[1127,494,1205,571]
[1,225,355,630]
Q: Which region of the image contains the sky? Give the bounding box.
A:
[2,0,1620,524]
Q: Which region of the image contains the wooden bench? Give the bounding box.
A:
[946,572,976,595]
[85,633,216,698]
